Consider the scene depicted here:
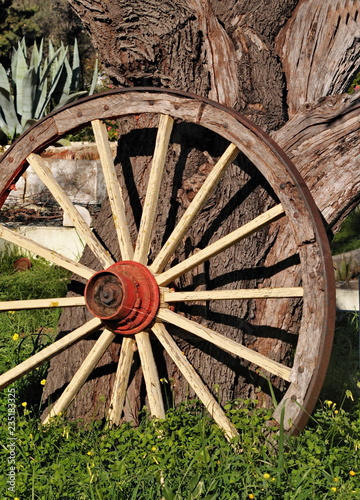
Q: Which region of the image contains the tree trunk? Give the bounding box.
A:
[42,0,360,422]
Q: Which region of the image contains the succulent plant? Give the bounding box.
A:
[0,38,98,144]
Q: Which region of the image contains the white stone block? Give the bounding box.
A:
[63,205,92,227]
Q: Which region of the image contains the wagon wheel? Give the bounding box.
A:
[0,88,335,440]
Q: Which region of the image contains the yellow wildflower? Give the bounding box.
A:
[12,333,19,341]
[21,402,27,407]
[345,389,354,401]
[349,470,356,476]
[331,487,337,492]
[40,379,46,386]
[334,477,339,482]
[249,495,255,499]
[151,446,157,452]
[87,451,93,456]
[263,473,271,479]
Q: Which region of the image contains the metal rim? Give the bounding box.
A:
[84,261,160,334]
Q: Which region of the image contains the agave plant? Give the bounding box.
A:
[0,38,98,144]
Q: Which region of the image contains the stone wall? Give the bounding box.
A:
[4,142,117,206]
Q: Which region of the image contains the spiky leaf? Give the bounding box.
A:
[11,41,29,115]
[71,38,81,92]
[0,88,21,139]
[89,59,99,96]
[0,63,10,93]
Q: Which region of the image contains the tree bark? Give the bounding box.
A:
[42,0,360,422]
[276,0,360,117]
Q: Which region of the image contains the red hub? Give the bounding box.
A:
[84,261,160,334]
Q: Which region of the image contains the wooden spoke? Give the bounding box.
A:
[0,296,86,311]
[93,116,168,421]
[163,287,304,302]
[134,114,174,264]
[27,153,114,269]
[135,331,166,419]
[0,224,94,280]
[151,143,239,274]
[0,317,102,390]
[94,114,174,424]
[43,328,116,423]
[156,204,285,286]
[157,308,292,381]
[152,322,238,442]
[107,337,136,426]
[91,119,133,260]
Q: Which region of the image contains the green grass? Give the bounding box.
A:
[331,208,360,255]
[0,249,359,499]
[321,312,359,409]
[0,248,70,407]
[0,398,359,499]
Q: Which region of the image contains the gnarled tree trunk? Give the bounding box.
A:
[42,0,360,423]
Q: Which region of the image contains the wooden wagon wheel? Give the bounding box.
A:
[0,88,335,440]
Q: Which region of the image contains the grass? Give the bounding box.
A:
[320,311,359,409]
[0,248,359,499]
[331,208,360,256]
[0,398,359,499]
[0,247,69,407]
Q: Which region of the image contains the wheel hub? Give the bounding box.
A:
[84,261,160,334]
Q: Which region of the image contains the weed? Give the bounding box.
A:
[0,248,70,409]
[332,207,360,256]
[0,248,359,499]
[0,400,359,499]
[321,312,359,408]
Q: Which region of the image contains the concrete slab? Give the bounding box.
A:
[4,142,117,206]
[0,226,85,262]
[336,288,359,311]
[5,159,105,206]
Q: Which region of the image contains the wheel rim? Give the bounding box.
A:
[0,88,335,439]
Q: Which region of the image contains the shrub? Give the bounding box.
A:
[0,37,98,144]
